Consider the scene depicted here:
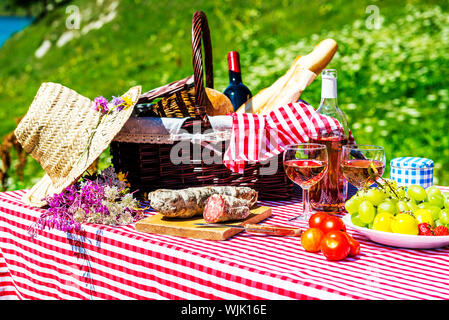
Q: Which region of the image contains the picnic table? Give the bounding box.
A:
[1,188,449,300]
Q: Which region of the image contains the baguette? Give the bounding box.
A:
[237,55,302,113]
[256,65,316,115]
[236,39,338,114]
[295,39,338,74]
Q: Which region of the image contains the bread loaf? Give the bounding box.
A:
[294,39,338,74]
[255,66,316,115]
[185,87,233,116]
[238,56,302,114]
[236,39,338,115]
[205,87,234,116]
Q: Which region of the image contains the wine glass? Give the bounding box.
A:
[340,145,386,189]
[283,143,328,222]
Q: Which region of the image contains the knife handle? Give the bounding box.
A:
[244,224,302,237]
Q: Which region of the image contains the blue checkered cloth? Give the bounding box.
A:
[390,157,434,188]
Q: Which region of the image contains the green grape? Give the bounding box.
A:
[418,202,430,209]
[434,219,444,227]
[377,187,389,198]
[414,208,434,227]
[391,213,419,235]
[406,200,419,213]
[396,187,406,199]
[383,179,398,191]
[351,213,367,227]
[388,197,399,205]
[379,181,394,198]
[418,204,441,220]
[406,185,427,202]
[427,194,445,208]
[384,185,405,199]
[429,206,442,221]
[372,212,394,232]
[378,200,398,215]
[388,179,398,188]
[426,186,442,199]
[364,188,387,206]
[444,197,449,209]
[443,193,449,202]
[359,200,376,224]
[355,189,368,201]
[396,201,410,213]
[439,209,449,225]
[345,196,363,214]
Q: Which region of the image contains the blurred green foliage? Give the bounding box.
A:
[0,0,448,190]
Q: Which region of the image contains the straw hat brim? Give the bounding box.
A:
[15,82,142,207]
[22,174,60,207]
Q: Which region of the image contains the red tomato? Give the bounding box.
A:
[300,228,324,252]
[309,212,329,229]
[320,216,346,234]
[320,230,350,261]
[343,232,360,257]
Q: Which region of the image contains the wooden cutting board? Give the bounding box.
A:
[135,205,272,240]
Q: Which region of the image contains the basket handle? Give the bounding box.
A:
[137,11,214,126]
[191,10,213,124]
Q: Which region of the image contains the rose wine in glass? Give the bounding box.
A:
[340,145,386,189]
[283,144,328,222]
[284,160,328,188]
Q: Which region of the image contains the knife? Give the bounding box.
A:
[195,223,302,237]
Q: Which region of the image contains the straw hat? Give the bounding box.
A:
[14,82,142,207]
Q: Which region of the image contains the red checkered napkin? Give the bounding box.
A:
[223,100,355,173]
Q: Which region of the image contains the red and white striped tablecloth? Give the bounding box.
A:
[1,188,449,300]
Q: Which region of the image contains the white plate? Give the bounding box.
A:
[342,214,449,249]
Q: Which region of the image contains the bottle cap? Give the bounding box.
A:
[227,51,241,73]
[321,69,337,99]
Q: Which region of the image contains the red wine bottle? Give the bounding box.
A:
[224,51,252,111]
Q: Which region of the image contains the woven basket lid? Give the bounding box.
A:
[14,82,142,207]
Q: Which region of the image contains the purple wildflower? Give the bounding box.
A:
[29,166,143,237]
[111,96,125,111]
[94,96,109,114]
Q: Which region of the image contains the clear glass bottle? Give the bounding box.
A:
[309,69,349,212]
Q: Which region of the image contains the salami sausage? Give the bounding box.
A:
[148,186,257,218]
[203,194,250,223]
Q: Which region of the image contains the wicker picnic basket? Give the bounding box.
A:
[110,11,293,200]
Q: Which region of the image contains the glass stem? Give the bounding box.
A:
[303,188,310,218]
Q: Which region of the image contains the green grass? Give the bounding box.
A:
[0,0,448,190]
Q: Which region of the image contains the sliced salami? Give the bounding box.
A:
[203,194,250,223]
[149,186,257,218]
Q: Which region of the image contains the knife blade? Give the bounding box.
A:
[195,223,302,237]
